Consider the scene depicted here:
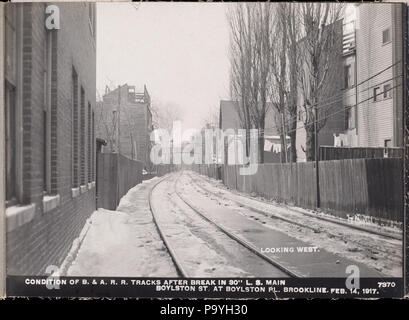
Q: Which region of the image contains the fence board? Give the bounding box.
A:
[192,157,403,223]
[97,153,144,210]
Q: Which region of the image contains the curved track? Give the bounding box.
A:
[148,175,189,277]
[187,172,402,261]
[187,171,401,241]
[148,173,299,278]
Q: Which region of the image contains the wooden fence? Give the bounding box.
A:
[97,153,143,210]
[319,146,404,160]
[97,155,179,210]
[319,158,403,222]
[191,158,403,223]
[156,164,178,177]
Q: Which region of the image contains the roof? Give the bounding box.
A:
[219,100,241,131]
[219,100,280,136]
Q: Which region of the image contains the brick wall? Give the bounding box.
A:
[7,192,95,275]
[6,3,97,275]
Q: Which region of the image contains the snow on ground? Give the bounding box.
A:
[186,171,402,277]
[63,178,177,277]
[150,178,253,277]
[61,171,401,278]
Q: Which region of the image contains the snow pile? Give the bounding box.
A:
[58,217,93,276]
[64,180,177,277]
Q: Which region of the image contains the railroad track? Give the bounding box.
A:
[186,172,402,262]
[148,174,189,277]
[148,172,300,278]
[187,171,401,242]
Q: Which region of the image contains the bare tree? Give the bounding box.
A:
[298,3,343,161]
[150,101,183,133]
[95,100,117,153]
[269,3,289,163]
[228,3,272,163]
[251,3,273,163]
[201,106,219,129]
[286,4,302,163]
[269,3,302,163]
[228,3,252,158]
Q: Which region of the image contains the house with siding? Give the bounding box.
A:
[335,3,404,149]
[4,2,97,275]
[296,3,405,162]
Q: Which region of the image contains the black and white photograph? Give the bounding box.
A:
[0,1,407,299]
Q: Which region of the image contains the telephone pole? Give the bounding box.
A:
[117,85,121,154]
[314,104,320,208]
[281,112,288,163]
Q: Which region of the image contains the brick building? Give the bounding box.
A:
[96,84,153,170]
[4,3,97,275]
[335,3,404,149]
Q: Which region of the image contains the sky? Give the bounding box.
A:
[96,2,231,131]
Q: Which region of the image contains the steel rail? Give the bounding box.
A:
[148,174,189,278]
[174,172,301,278]
[189,172,402,242]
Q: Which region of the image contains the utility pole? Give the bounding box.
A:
[401,3,408,290]
[314,104,320,208]
[117,85,121,154]
[354,20,358,138]
[281,113,288,163]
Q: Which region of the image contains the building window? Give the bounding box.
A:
[5,82,17,203]
[49,31,58,194]
[344,64,352,89]
[382,28,391,45]
[346,105,356,130]
[80,87,86,186]
[43,31,53,194]
[87,3,96,37]
[92,111,95,181]
[5,5,17,84]
[384,139,392,148]
[72,69,79,187]
[383,83,392,99]
[5,6,17,204]
[88,103,92,183]
[373,87,380,102]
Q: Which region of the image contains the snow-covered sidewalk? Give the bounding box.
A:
[61,177,177,277]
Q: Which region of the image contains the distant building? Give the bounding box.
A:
[219,100,289,163]
[4,3,97,275]
[336,3,404,148]
[96,84,153,170]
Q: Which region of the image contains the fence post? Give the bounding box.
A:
[315,159,320,208]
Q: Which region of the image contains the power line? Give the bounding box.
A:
[232,74,402,138]
[285,83,402,135]
[263,68,403,135]
[354,60,401,89]
[358,74,403,94]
